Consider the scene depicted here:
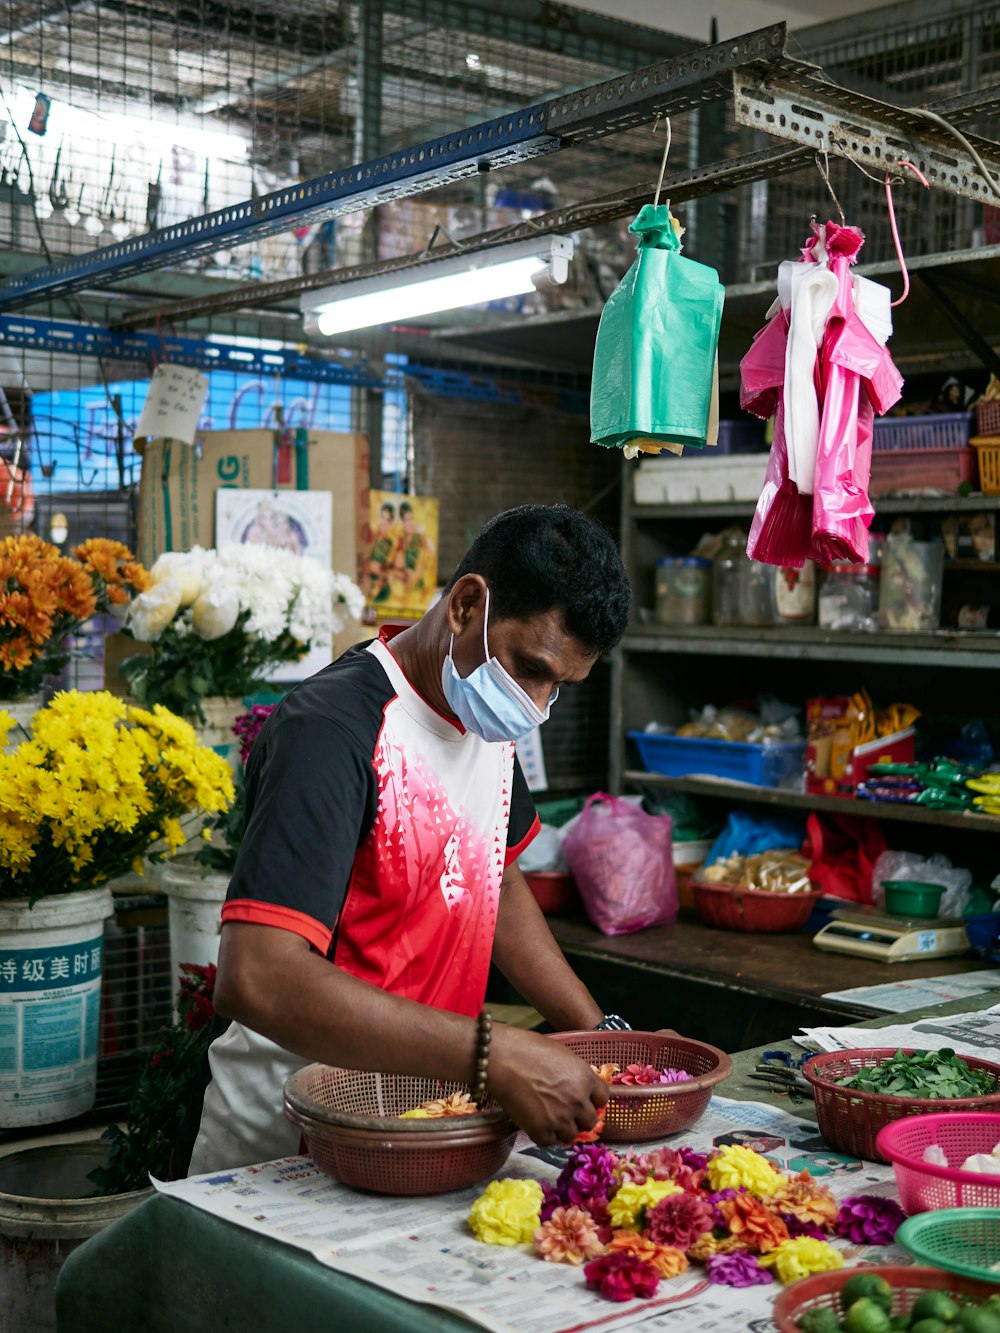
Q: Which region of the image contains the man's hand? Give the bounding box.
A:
[487,1025,609,1146]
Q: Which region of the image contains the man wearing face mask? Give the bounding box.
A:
[184,504,632,1174]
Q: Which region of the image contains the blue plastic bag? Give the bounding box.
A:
[704,811,806,870]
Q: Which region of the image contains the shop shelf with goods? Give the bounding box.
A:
[612,475,1000,886]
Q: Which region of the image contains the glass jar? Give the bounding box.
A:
[712,532,747,628]
[818,563,880,631]
[739,557,777,626]
[655,557,711,625]
[773,562,816,624]
[879,534,944,632]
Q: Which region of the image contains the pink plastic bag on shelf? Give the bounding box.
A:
[561,793,678,936]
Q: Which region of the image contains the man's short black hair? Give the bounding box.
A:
[447,504,631,657]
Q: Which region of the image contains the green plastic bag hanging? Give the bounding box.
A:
[590,204,725,454]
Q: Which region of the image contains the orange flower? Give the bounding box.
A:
[534,1206,606,1264]
[0,535,101,692]
[718,1194,791,1254]
[762,1172,837,1230]
[73,539,150,606]
[418,1091,480,1117]
[687,1234,750,1262]
[608,1232,689,1279]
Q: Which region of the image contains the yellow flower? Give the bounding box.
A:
[759,1238,844,1285]
[706,1145,787,1196]
[0,710,11,748]
[399,1109,431,1119]
[468,1179,543,1246]
[608,1178,682,1232]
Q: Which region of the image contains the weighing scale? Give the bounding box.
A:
[813,907,970,963]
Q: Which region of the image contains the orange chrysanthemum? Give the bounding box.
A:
[762,1172,837,1230]
[718,1193,791,1254]
[73,538,150,605]
[608,1232,689,1279]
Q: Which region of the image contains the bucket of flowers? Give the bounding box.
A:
[117,544,364,727]
[0,690,234,1127]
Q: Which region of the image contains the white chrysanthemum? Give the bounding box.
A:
[127,574,183,641]
[191,583,241,640]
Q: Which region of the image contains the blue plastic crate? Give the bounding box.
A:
[872,412,971,452]
[628,731,806,789]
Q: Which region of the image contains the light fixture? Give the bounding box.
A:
[301,236,574,337]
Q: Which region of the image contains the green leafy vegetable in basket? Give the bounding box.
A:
[836,1050,996,1099]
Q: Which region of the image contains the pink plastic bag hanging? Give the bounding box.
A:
[561,793,678,936]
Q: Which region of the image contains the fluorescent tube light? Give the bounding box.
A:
[301,236,574,337]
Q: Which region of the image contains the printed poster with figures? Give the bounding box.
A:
[367,490,439,622]
[215,487,333,682]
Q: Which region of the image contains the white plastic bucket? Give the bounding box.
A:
[0,888,114,1129]
[162,859,230,998]
[193,695,244,770]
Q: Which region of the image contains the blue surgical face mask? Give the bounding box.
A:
[440,588,559,743]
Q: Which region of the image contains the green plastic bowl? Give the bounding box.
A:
[883,879,945,919]
[897,1208,1000,1284]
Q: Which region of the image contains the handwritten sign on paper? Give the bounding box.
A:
[134,364,209,446]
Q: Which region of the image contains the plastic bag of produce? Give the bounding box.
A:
[561,793,677,935]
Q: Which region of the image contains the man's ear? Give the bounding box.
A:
[446,574,487,637]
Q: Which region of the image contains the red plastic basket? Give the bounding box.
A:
[876,1112,1000,1212]
[691,879,822,933]
[773,1264,1000,1332]
[547,1030,732,1143]
[976,400,1000,437]
[869,446,978,498]
[802,1049,1000,1164]
[283,1064,518,1195]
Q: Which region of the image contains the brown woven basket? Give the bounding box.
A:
[547,1030,732,1143]
[802,1048,1000,1164]
[283,1064,517,1195]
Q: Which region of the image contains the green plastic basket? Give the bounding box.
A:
[897,1208,1000,1283]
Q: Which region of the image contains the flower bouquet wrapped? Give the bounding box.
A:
[120,544,364,719]
[0,690,235,904]
[0,535,148,701]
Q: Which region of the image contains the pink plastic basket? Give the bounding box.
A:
[876,1112,1000,1213]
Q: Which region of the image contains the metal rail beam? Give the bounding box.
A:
[0,24,789,311]
[734,68,1000,203]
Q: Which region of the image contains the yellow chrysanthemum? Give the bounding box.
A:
[705,1145,787,1197]
[468,1179,543,1246]
[608,1178,682,1232]
[759,1238,844,1285]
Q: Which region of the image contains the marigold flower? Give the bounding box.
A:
[643,1190,714,1249]
[718,1192,790,1254]
[608,1178,682,1232]
[763,1170,838,1230]
[533,1206,605,1264]
[584,1251,660,1302]
[759,1237,844,1284]
[468,1179,543,1246]
[687,1234,750,1263]
[608,1232,688,1278]
[705,1144,786,1196]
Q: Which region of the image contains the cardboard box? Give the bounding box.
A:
[137,428,371,659]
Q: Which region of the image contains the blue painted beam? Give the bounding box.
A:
[0,25,788,311]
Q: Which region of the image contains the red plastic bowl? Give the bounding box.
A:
[691,878,822,932]
[802,1049,1000,1164]
[523,871,575,915]
[773,1264,1000,1332]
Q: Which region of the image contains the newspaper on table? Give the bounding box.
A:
[155,1096,903,1333]
[820,970,1000,1015]
[796,1002,1000,1058]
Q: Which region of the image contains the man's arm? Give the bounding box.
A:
[491,861,603,1031]
[215,920,607,1146]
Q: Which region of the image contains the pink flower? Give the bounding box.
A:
[554,1143,617,1208]
[615,1150,653,1186]
[643,1146,706,1192]
[782,1214,827,1241]
[644,1191,715,1250]
[533,1206,606,1265]
[834,1195,906,1246]
[584,1251,661,1302]
[611,1063,692,1086]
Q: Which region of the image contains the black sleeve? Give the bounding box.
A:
[505,753,540,864]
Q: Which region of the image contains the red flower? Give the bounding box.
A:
[584,1251,660,1302]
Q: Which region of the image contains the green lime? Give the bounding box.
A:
[955,1309,1000,1333]
[911,1292,960,1324]
[889,1319,912,1333]
[841,1276,895,1316]
[910,1321,950,1333]
[797,1311,843,1333]
[844,1298,893,1333]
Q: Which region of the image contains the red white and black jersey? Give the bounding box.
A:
[189,626,539,1172]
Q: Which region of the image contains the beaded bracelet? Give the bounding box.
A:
[470,1008,492,1106]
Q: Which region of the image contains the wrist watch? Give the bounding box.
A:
[594,1014,632,1031]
